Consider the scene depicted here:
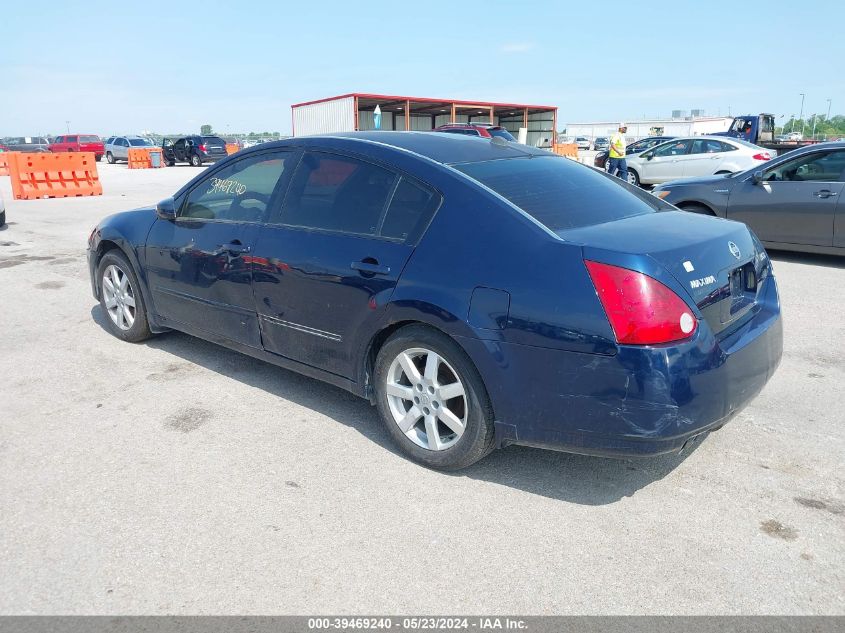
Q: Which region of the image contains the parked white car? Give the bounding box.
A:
[624,136,771,186]
[574,136,592,150]
[103,136,156,164]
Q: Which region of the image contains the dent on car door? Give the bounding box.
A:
[143,151,293,346]
[252,150,440,378]
[727,150,845,246]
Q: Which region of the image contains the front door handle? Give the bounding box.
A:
[219,241,251,255]
[351,260,390,275]
[813,190,837,198]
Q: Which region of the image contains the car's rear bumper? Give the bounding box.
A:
[460,275,783,457]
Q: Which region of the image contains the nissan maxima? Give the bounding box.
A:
[87,132,783,470]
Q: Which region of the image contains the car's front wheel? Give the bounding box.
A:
[0,210,6,227]
[190,154,202,167]
[106,152,115,164]
[97,251,152,343]
[627,169,640,186]
[374,325,495,470]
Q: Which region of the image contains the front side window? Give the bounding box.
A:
[278,152,398,237]
[180,152,294,222]
[653,140,692,157]
[763,150,845,183]
[54,136,64,143]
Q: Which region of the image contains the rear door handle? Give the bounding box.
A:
[813,190,837,198]
[219,241,251,255]
[351,260,390,275]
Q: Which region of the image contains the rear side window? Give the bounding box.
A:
[279,152,397,236]
[380,177,437,241]
[456,156,660,232]
[67,136,78,143]
[691,139,727,154]
[128,138,150,146]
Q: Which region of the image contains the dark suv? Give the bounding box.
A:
[162,135,227,166]
[433,123,516,141]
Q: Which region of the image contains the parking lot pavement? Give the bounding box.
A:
[0,162,843,615]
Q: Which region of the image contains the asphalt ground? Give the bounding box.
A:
[0,161,843,614]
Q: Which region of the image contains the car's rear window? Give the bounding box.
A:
[202,136,226,146]
[455,155,661,232]
[79,135,100,143]
[487,128,516,141]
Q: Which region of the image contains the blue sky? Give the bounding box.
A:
[3,0,844,136]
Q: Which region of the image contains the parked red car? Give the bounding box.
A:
[49,135,104,161]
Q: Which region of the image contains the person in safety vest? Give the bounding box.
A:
[608,123,629,182]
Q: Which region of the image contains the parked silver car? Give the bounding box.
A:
[624,136,771,186]
[574,136,592,150]
[104,136,155,164]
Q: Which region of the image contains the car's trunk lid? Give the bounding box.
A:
[558,211,770,336]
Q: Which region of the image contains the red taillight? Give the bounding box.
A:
[752,152,771,161]
[585,260,697,345]
[200,144,207,152]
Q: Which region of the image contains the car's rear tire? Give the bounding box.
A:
[374,325,495,470]
[106,152,115,164]
[97,250,152,343]
[627,169,640,186]
[190,154,202,167]
[95,154,103,162]
[0,210,6,227]
[681,203,716,216]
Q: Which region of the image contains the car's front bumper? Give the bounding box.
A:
[459,275,783,457]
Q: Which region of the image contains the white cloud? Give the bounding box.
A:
[500,42,535,53]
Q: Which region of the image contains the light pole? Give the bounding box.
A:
[65,120,70,134]
[798,93,805,136]
[789,114,796,133]
[811,114,818,140]
[825,98,832,139]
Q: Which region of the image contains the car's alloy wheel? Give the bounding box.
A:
[106,152,115,164]
[627,169,640,186]
[97,251,152,343]
[191,154,201,166]
[374,325,495,470]
[385,347,467,451]
[102,264,136,331]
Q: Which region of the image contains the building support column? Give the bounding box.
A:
[405,100,410,131]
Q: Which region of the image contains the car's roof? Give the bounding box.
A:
[266,131,546,165]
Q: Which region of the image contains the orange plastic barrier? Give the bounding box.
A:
[225,143,240,155]
[552,143,579,158]
[8,151,102,200]
[126,147,159,169]
[0,151,16,176]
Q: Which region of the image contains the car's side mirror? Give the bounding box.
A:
[644,153,654,161]
[156,197,177,220]
[752,171,765,184]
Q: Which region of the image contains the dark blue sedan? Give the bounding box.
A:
[87,132,783,470]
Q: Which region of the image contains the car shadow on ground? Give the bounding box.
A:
[90,305,700,505]
[768,249,845,269]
